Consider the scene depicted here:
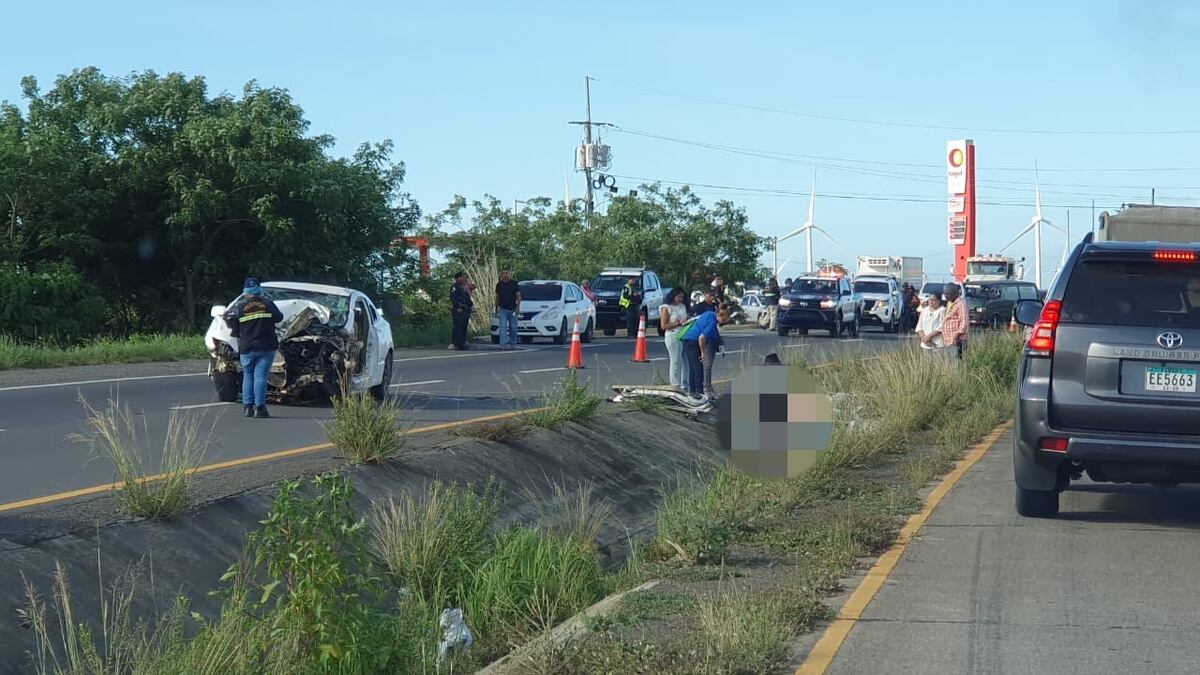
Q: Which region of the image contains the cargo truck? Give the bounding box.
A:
[1098,204,1200,243]
[855,256,924,288]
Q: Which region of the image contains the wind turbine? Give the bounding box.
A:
[777,170,839,275]
[1001,161,1064,288]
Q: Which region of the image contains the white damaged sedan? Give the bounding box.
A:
[204,282,395,403]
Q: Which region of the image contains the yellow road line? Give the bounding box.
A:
[794,420,1012,675]
[0,407,546,514]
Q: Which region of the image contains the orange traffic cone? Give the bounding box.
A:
[1008,315,1018,334]
[567,315,585,369]
[632,313,650,363]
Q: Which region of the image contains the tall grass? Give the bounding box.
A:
[369,479,502,600]
[463,249,500,335]
[321,388,408,464]
[697,583,794,672]
[0,334,206,371]
[653,466,754,564]
[520,370,602,429]
[70,396,212,518]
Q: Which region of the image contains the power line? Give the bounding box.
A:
[607,173,1127,210]
[600,78,1200,136]
[612,127,1200,196]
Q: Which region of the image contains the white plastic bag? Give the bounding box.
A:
[437,608,473,666]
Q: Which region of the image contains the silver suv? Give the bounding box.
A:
[1013,233,1200,517]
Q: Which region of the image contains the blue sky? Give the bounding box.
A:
[7,0,1200,286]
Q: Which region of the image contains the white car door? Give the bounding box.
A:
[566,284,586,329]
[352,295,377,391]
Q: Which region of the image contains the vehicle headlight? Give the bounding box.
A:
[876,301,888,309]
[820,299,836,309]
[541,307,561,321]
[778,298,791,307]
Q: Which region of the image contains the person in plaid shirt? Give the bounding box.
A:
[941,283,969,359]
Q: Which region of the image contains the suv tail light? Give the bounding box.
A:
[1027,299,1062,356]
[1153,249,1198,263]
[1038,437,1069,453]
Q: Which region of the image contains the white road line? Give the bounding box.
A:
[0,372,208,393]
[648,357,668,362]
[780,343,811,349]
[394,349,535,363]
[722,349,746,355]
[390,379,445,388]
[518,367,567,374]
[840,338,865,343]
[169,402,233,410]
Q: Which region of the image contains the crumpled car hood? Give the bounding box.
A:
[276,299,334,341]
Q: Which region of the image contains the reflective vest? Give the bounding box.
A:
[619,283,633,309]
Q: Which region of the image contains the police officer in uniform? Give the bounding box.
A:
[762,277,781,330]
[619,276,643,338]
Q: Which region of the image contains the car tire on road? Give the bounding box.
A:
[369,352,393,401]
[553,319,569,345]
[777,325,790,337]
[603,327,616,337]
[1015,485,1059,518]
[490,334,500,344]
[212,369,240,403]
[830,314,842,338]
[520,336,534,344]
[581,318,594,343]
[850,313,861,337]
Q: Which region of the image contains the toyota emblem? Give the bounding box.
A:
[1157,331,1184,350]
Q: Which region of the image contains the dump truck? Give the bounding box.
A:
[1098,204,1200,243]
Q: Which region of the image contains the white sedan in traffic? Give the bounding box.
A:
[205,282,395,403]
[490,280,596,344]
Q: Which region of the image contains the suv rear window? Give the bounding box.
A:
[1061,260,1200,328]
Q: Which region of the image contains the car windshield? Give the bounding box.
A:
[520,282,562,302]
[792,279,837,294]
[238,287,351,325]
[1061,260,1200,328]
[921,282,943,295]
[854,281,889,294]
[965,285,996,299]
[590,275,633,292]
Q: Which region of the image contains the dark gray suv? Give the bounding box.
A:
[1013,233,1200,517]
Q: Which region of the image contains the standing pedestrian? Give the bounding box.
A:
[941,282,970,359]
[899,283,914,333]
[228,277,283,419]
[619,276,643,338]
[679,303,730,397]
[916,293,946,351]
[659,288,692,391]
[494,269,521,351]
[691,289,716,317]
[762,277,781,330]
[449,272,473,351]
[711,275,728,303]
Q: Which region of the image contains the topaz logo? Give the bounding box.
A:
[1157,331,1184,350]
[948,147,965,168]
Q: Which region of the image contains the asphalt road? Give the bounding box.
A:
[0,328,906,506]
[825,427,1200,675]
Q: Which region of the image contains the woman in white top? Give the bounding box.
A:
[660,288,691,389]
[916,293,946,350]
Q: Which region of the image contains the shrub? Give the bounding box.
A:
[653,466,754,564]
[520,370,601,429]
[0,260,107,344]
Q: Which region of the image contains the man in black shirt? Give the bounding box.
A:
[691,289,717,317]
[494,269,521,350]
[449,272,474,350]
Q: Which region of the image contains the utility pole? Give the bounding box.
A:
[1152,188,1156,205]
[569,76,613,226]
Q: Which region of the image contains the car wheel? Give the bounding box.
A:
[830,314,842,338]
[369,352,393,401]
[212,369,240,403]
[581,318,595,343]
[990,315,1004,330]
[1015,486,1059,518]
[520,336,534,344]
[851,314,861,337]
[490,334,500,344]
[553,319,568,345]
[603,327,616,337]
[777,325,790,337]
